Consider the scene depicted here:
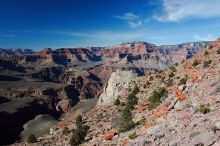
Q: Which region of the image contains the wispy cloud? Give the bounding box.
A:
[155,0,220,22]
[50,30,144,40]
[114,12,143,28]
[194,34,214,41]
[0,34,16,38]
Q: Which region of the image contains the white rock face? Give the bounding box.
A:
[96,70,138,107]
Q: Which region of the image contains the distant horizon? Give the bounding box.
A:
[1,0,220,49]
[0,40,214,51]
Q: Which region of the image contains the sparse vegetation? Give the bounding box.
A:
[149,76,154,81]
[126,85,139,110]
[166,79,173,87]
[62,127,70,135]
[170,66,177,72]
[114,98,121,106]
[148,87,167,110]
[76,115,82,126]
[118,85,140,133]
[146,81,150,86]
[118,107,134,133]
[203,60,212,68]
[204,51,209,56]
[69,115,87,146]
[27,134,37,143]
[178,78,187,86]
[156,74,161,78]
[199,105,210,114]
[192,59,200,67]
[175,63,178,66]
[169,72,175,78]
[128,132,138,139]
[217,48,220,55]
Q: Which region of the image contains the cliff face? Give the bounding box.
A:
[96,70,138,107]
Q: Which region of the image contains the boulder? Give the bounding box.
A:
[103,131,117,140]
[214,120,220,130]
[190,130,215,146]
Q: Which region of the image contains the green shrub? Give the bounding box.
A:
[169,72,175,78]
[178,78,187,86]
[170,66,177,72]
[148,87,167,110]
[118,107,134,133]
[143,84,147,88]
[126,85,139,110]
[76,115,82,126]
[166,79,173,87]
[128,132,138,139]
[204,51,209,56]
[203,60,212,68]
[199,105,210,114]
[62,127,70,135]
[217,49,220,55]
[114,98,121,106]
[192,59,200,66]
[146,81,150,86]
[175,63,178,66]
[156,74,161,78]
[133,85,140,94]
[149,76,154,81]
[70,116,87,146]
[27,134,37,143]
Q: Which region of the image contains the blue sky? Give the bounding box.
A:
[0,0,220,49]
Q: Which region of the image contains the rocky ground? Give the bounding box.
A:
[14,38,220,146]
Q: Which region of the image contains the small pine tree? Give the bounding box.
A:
[27,134,37,143]
[192,59,200,67]
[76,115,82,126]
[199,105,210,114]
[128,132,138,139]
[168,72,175,78]
[148,87,167,110]
[203,60,212,68]
[62,127,70,135]
[70,116,87,146]
[178,78,187,86]
[169,66,177,72]
[217,49,220,55]
[118,107,134,133]
[114,98,120,106]
[204,51,209,56]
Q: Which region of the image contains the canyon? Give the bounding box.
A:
[0,41,211,145]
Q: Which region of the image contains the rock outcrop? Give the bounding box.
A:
[96,70,138,107]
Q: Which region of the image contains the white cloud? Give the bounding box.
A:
[194,34,214,41]
[114,12,143,28]
[50,31,144,42]
[155,0,220,22]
